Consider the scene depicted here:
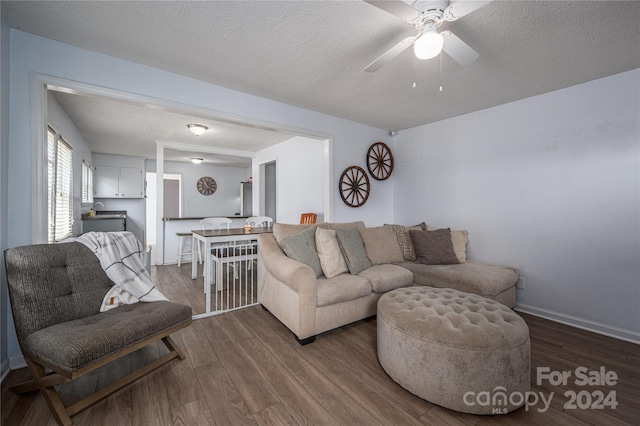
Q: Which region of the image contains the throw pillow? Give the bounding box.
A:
[273,222,330,243]
[315,228,349,278]
[451,229,469,263]
[335,228,372,275]
[384,223,426,262]
[359,226,404,265]
[426,225,469,263]
[278,227,323,278]
[409,229,459,265]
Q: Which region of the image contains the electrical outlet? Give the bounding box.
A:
[517,277,526,289]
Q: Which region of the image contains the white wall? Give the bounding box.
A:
[47,93,93,236]
[145,160,248,217]
[254,136,325,224]
[394,69,640,342]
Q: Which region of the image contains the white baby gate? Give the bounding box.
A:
[194,241,259,319]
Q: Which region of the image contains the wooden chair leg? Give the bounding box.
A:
[24,358,72,426]
[13,329,189,426]
[10,371,68,394]
[162,335,186,360]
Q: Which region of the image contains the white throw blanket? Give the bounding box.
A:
[67,231,168,312]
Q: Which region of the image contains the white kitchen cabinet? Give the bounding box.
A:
[95,166,144,198]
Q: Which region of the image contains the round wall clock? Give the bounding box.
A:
[367,142,394,180]
[196,176,217,195]
[339,166,370,208]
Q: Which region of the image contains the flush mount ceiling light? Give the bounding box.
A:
[414,22,444,60]
[187,124,208,136]
[190,158,203,164]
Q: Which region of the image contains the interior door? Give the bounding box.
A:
[265,162,276,222]
[163,178,180,218]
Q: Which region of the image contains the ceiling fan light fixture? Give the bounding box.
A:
[190,158,203,164]
[414,30,444,60]
[187,124,208,136]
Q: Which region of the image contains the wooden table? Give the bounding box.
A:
[191,227,273,316]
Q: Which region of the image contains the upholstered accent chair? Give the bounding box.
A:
[4,242,192,426]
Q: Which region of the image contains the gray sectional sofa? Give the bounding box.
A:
[257,221,518,343]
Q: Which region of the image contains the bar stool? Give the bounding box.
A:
[176,232,200,267]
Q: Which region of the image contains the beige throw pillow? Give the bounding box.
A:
[359,226,404,265]
[315,228,349,278]
[451,230,468,263]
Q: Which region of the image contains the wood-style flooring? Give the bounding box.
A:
[2,263,639,425]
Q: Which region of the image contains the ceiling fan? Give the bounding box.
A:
[364,0,493,72]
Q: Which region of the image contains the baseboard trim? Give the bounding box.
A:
[515,304,640,345]
[9,355,26,370]
[0,359,10,383]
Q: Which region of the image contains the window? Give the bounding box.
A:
[82,160,94,204]
[47,126,73,243]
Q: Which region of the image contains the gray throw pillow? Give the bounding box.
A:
[409,229,460,265]
[335,228,372,275]
[279,227,323,278]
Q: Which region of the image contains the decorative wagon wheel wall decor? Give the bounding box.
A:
[339,166,370,208]
[367,142,394,180]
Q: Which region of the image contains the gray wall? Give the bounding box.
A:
[394,69,640,342]
[1,23,10,378]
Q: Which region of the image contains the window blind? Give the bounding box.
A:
[82,161,93,204]
[47,126,74,243]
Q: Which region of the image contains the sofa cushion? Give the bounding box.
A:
[278,227,324,278]
[329,221,365,231]
[410,229,459,265]
[403,260,519,298]
[22,301,192,374]
[359,226,404,265]
[358,264,413,293]
[315,228,349,278]
[273,223,331,243]
[335,228,372,275]
[316,274,372,307]
[384,224,426,262]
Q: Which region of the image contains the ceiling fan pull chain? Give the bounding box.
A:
[439,51,443,92]
[412,54,417,89]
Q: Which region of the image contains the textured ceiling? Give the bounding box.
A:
[51,91,292,167]
[3,1,640,147]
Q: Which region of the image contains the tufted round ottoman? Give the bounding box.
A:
[377,287,530,415]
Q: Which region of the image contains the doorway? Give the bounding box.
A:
[146,172,181,264]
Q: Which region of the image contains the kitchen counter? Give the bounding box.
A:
[82,210,127,220]
[162,216,251,264]
[81,210,127,234]
[162,216,249,221]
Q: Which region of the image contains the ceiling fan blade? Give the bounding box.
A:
[364,36,416,72]
[444,0,493,21]
[441,31,479,66]
[364,0,420,21]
